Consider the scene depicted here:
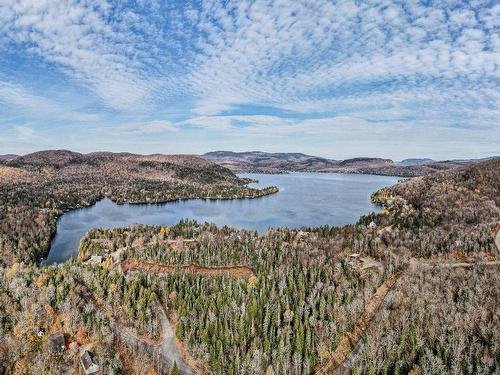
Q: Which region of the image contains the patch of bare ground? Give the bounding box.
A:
[116,345,157,375]
[166,239,198,251]
[121,259,256,279]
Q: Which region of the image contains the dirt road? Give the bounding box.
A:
[315,272,404,374]
[315,259,500,374]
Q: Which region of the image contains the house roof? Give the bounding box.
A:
[80,350,99,371]
[81,351,93,370]
[49,332,65,351]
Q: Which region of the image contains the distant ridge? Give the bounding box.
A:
[0,154,19,162]
[397,158,434,166]
[4,150,496,177]
[202,151,499,177]
[13,149,83,166]
[338,157,392,167]
[203,150,338,173]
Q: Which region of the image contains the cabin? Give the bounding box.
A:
[37,328,45,337]
[368,220,378,229]
[89,255,103,264]
[49,332,65,352]
[347,253,361,267]
[80,350,99,374]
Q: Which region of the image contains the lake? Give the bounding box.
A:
[45,173,400,264]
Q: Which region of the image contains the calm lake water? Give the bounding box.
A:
[45,173,399,264]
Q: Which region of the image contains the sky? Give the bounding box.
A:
[0,0,499,160]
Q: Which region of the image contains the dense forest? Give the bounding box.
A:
[0,155,498,374]
[0,150,277,263]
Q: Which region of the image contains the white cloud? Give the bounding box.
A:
[0,0,498,158]
[108,120,177,135]
[178,0,498,109]
[0,0,161,111]
[2,0,498,116]
[15,125,40,141]
[0,79,101,121]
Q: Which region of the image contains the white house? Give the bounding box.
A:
[89,255,103,264]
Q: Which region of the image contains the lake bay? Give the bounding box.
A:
[45,173,399,264]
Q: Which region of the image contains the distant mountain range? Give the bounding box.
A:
[0,154,19,162]
[2,151,496,177]
[396,158,435,166]
[202,151,498,177]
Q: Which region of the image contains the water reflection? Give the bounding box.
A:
[45,173,399,264]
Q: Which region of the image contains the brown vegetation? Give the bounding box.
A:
[0,156,498,374]
[202,151,492,176]
[122,259,255,279]
[316,271,405,374]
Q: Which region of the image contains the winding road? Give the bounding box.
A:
[81,285,196,374]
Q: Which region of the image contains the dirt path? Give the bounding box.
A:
[493,224,500,251]
[315,271,404,374]
[410,259,500,271]
[122,259,255,279]
[315,259,500,374]
[168,313,210,375]
[80,286,196,374]
[111,305,196,374]
[156,307,196,375]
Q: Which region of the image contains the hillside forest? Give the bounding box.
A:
[0,153,498,374]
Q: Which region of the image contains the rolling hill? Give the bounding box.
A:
[203,151,497,177]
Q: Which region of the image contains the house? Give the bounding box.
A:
[80,350,99,374]
[347,253,362,267]
[368,220,377,229]
[49,332,65,352]
[37,328,45,337]
[89,255,103,264]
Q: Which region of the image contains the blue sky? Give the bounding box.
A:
[0,0,499,160]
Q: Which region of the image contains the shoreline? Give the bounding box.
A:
[41,185,279,266]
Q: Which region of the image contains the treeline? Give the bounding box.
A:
[0,152,277,264]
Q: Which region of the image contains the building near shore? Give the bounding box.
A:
[80,350,99,374]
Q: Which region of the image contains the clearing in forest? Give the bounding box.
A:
[121,259,256,279]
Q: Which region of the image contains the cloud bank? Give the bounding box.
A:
[0,0,498,158]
